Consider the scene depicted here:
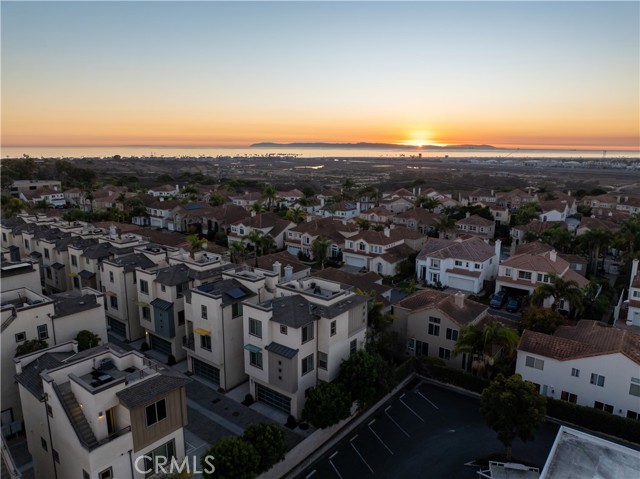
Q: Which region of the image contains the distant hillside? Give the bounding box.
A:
[250,142,499,150]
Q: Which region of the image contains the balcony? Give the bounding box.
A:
[183,333,195,351]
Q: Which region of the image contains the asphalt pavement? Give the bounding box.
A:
[296,380,560,479]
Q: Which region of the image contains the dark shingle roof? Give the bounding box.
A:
[51,292,101,318]
[117,373,190,409]
[15,352,74,398]
[51,262,65,270]
[106,253,156,273]
[265,342,299,359]
[83,243,116,260]
[196,279,256,306]
[78,270,95,279]
[270,296,317,328]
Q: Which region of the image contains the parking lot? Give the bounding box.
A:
[297,381,560,479]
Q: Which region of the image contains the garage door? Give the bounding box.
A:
[149,334,173,356]
[344,255,366,268]
[192,358,220,385]
[255,384,291,415]
[447,276,476,293]
[108,317,127,338]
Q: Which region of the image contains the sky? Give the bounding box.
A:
[1,1,639,151]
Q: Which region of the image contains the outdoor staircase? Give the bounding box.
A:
[56,382,98,449]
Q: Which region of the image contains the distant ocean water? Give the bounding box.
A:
[1,145,639,160]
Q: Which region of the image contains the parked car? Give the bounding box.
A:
[490,290,508,309]
[506,297,522,313]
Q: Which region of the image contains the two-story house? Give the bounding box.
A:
[242,277,368,419]
[358,207,395,225]
[147,184,180,197]
[1,287,108,428]
[227,212,295,250]
[342,227,428,276]
[517,320,640,418]
[392,208,440,234]
[392,290,489,369]
[15,341,190,479]
[284,217,359,260]
[455,214,495,239]
[416,236,500,293]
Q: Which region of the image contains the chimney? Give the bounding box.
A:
[273,261,282,277]
[320,197,325,207]
[494,239,502,258]
[418,187,422,196]
[175,184,179,193]
[466,211,470,218]
[631,259,639,287]
[383,227,390,237]
[356,201,361,212]
[413,187,416,195]
[251,210,256,217]
[284,264,293,282]
[491,189,495,196]
[454,291,465,308]
[550,250,557,262]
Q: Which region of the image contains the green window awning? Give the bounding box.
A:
[243,344,262,353]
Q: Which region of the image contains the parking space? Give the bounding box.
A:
[297,381,560,479]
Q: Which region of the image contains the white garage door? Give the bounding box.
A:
[344,255,366,268]
[447,276,476,293]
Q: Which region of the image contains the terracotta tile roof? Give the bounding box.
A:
[456,214,493,227]
[350,226,426,245]
[391,188,414,197]
[515,241,553,256]
[380,243,415,263]
[514,220,566,235]
[519,320,640,364]
[619,197,640,207]
[256,251,309,275]
[361,206,394,216]
[278,189,303,198]
[290,217,358,236]
[232,212,294,238]
[501,250,568,275]
[578,217,620,233]
[539,199,570,213]
[147,199,180,210]
[418,236,496,262]
[562,268,590,288]
[395,289,488,326]
[497,189,535,200]
[393,209,440,225]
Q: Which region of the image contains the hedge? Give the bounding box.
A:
[415,357,489,394]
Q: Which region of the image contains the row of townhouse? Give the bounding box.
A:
[14,341,190,479]
[516,320,640,419]
[582,194,640,215]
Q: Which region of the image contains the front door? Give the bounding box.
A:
[106,408,116,435]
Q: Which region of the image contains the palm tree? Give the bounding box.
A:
[454,320,519,376]
[260,235,276,256]
[355,217,371,231]
[250,202,266,214]
[311,238,331,269]
[615,214,640,259]
[416,196,441,212]
[34,199,50,213]
[117,192,128,222]
[230,241,247,264]
[244,230,265,255]
[187,234,206,259]
[578,228,611,274]
[342,178,356,200]
[531,273,584,314]
[285,207,306,224]
[261,183,278,211]
[435,215,456,238]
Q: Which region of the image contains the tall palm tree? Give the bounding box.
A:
[615,214,640,259]
[250,202,266,214]
[187,234,206,259]
[416,196,441,212]
[355,217,371,231]
[285,207,306,224]
[435,215,456,238]
[311,238,331,269]
[342,178,356,200]
[230,241,247,264]
[244,230,265,255]
[531,273,584,314]
[261,183,278,211]
[578,228,611,274]
[454,320,519,376]
[260,235,276,257]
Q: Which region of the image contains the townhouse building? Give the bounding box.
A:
[454,214,495,240]
[15,341,190,479]
[242,277,368,418]
[227,212,295,250]
[136,251,234,360]
[616,196,640,215]
[342,227,428,276]
[582,194,618,210]
[464,188,497,205]
[146,199,180,230]
[517,321,640,418]
[391,290,489,369]
[416,236,500,293]
[9,180,62,197]
[626,259,640,327]
[0,260,41,293]
[284,217,358,260]
[495,249,589,312]
[1,287,108,427]
[184,265,278,390]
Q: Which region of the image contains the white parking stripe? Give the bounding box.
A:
[417,391,439,409]
[350,437,374,474]
[384,406,410,438]
[305,470,317,478]
[368,419,394,455]
[329,455,344,479]
[400,393,425,422]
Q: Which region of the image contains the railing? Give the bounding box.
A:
[183,333,195,351]
[96,425,131,447]
[52,382,96,451]
[124,366,158,387]
[0,422,23,438]
[1,434,22,479]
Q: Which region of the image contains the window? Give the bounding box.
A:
[627,410,640,420]
[47,404,53,417]
[560,391,577,404]
[178,310,185,325]
[232,302,243,318]
[200,335,211,351]
[518,271,532,280]
[439,348,451,360]
[428,317,440,336]
[318,352,328,370]
[99,467,113,479]
[594,401,613,414]
[15,332,26,343]
[53,449,60,463]
[1,233,5,241]
[301,354,314,375]
[161,285,166,292]
[280,325,287,335]
[505,267,512,276]
[301,323,314,343]
[73,277,80,289]
[525,356,544,370]
[537,273,550,283]
[142,307,150,319]
[590,373,605,387]
[430,259,440,269]
[571,368,580,378]
[358,242,366,251]
[44,249,50,259]
[110,296,118,309]
[37,324,49,340]
[41,437,47,451]
[201,305,207,319]
[140,280,149,294]
[109,271,114,283]
[250,351,263,369]
[454,260,463,267]
[330,321,336,336]
[350,339,357,353]
[176,282,187,298]
[474,263,481,270]
[446,328,458,341]
[629,378,640,397]
[83,470,90,479]
[249,318,262,338]
[71,255,78,267]
[24,240,29,250]
[46,269,52,280]
[145,399,167,426]
[142,440,175,478]
[407,338,416,353]
[85,258,90,265]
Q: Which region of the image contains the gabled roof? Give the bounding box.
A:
[539,199,571,213]
[117,373,190,409]
[417,236,496,262]
[578,217,620,233]
[311,267,391,303]
[394,208,440,225]
[233,213,294,238]
[500,250,568,275]
[519,320,640,364]
[395,289,487,327]
[455,214,493,226]
[514,220,567,235]
[106,253,156,272]
[256,251,309,275]
[349,227,426,245]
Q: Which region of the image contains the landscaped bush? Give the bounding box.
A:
[140,342,150,352]
[167,354,176,366]
[415,356,489,394]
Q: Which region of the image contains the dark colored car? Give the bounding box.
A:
[506,297,522,313]
[490,290,508,309]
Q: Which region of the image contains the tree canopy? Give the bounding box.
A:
[75,330,101,351]
[301,382,352,429]
[15,339,48,357]
[338,349,393,408]
[242,422,286,473]
[201,437,259,479]
[519,307,566,335]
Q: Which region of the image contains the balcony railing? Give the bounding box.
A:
[183,333,195,351]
